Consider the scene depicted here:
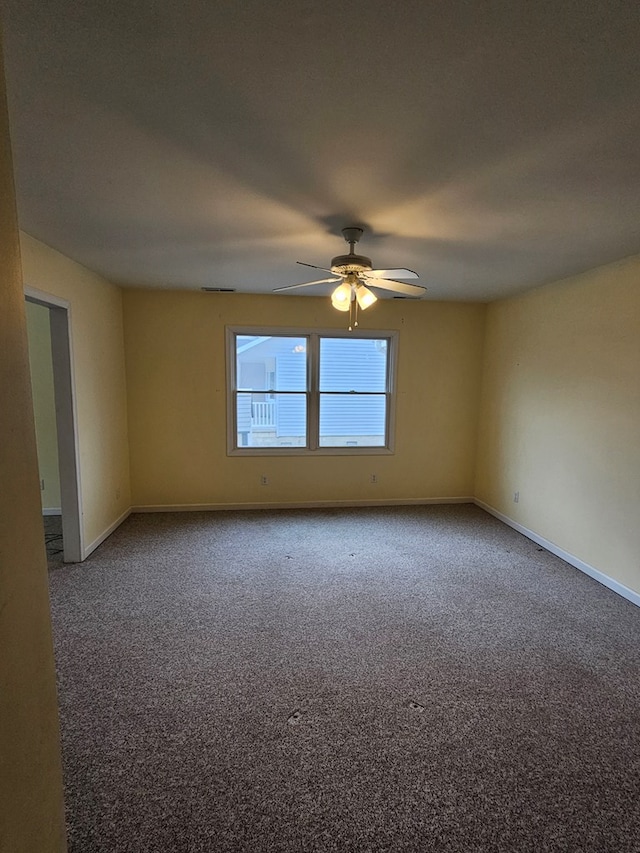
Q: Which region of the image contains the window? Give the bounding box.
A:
[227,328,397,455]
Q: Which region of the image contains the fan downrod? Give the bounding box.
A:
[331,226,371,274]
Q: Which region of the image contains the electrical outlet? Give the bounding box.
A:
[514,491,519,503]
[40,479,45,491]
[370,473,378,484]
[261,475,269,485]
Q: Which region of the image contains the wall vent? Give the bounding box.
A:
[201,287,236,292]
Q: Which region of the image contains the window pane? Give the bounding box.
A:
[236,392,307,447]
[319,394,386,447]
[319,337,387,392]
[236,336,307,391]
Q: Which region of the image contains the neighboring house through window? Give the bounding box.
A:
[226,328,397,455]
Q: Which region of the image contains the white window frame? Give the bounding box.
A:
[226,326,398,456]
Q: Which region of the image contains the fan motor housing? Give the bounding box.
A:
[330,253,372,274]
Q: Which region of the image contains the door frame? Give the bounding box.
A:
[25,286,84,562]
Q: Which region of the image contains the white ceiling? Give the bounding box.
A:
[2,0,639,301]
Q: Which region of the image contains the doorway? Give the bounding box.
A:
[25,287,83,563]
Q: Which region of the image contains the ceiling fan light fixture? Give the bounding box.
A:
[355,283,377,310]
[273,226,425,326]
[331,281,352,311]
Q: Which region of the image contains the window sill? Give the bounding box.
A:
[227,446,395,457]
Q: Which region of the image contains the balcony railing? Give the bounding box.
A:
[251,400,276,428]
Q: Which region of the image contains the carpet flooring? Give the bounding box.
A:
[48,505,640,852]
[44,513,64,566]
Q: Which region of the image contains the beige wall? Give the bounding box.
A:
[25,300,61,511]
[0,40,67,853]
[20,233,131,553]
[123,291,486,507]
[475,255,640,595]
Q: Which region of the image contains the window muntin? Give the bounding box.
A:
[227,328,396,455]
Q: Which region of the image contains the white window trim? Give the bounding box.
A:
[226,326,398,456]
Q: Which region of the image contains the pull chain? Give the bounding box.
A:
[348,287,359,330]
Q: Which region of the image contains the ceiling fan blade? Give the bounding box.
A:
[363,278,427,297]
[273,277,341,292]
[365,268,419,279]
[296,261,334,273]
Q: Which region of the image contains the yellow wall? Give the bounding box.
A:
[25,300,61,511]
[20,233,131,552]
[0,40,67,853]
[475,255,640,595]
[123,291,486,507]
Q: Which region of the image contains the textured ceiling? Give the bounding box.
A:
[2,0,639,301]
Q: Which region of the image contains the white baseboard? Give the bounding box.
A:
[475,499,640,608]
[42,507,62,516]
[132,496,475,513]
[83,508,131,560]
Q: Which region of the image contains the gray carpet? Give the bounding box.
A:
[48,505,640,852]
[44,513,64,566]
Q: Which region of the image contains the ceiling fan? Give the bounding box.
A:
[273,227,427,328]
